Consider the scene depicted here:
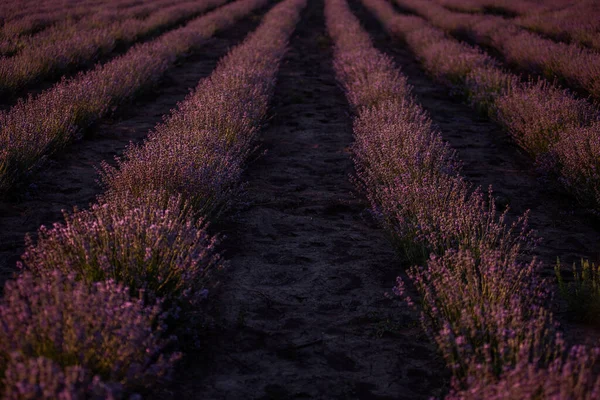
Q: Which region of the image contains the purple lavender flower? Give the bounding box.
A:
[0,271,180,397]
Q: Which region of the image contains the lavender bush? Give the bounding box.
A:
[434,0,544,15]
[396,248,554,382]
[0,0,195,56]
[330,0,534,262]
[555,122,600,208]
[20,191,222,305]
[408,30,497,86]
[464,66,517,116]
[0,271,180,397]
[494,80,597,161]
[0,0,98,32]
[3,354,120,400]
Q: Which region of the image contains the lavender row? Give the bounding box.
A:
[0,0,306,396]
[363,0,600,213]
[0,0,268,194]
[514,1,600,52]
[22,0,306,304]
[0,0,191,55]
[0,0,129,30]
[433,0,600,52]
[397,0,600,101]
[433,0,548,16]
[0,0,85,23]
[0,0,146,42]
[326,0,600,397]
[0,0,227,92]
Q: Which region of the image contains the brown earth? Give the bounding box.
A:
[0,9,267,286]
[173,1,448,399]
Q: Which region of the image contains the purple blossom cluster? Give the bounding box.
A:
[0,271,180,398]
[1,0,307,396]
[365,0,600,213]
[0,0,269,194]
[328,0,600,396]
[3,354,119,400]
[0,0,227,90]
[445,345,600,399]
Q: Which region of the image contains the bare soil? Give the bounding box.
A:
[173,1,448,398]
[0,10,267,285]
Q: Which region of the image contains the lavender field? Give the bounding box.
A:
[0,0,599,398]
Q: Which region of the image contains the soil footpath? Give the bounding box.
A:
[174,1,447,398]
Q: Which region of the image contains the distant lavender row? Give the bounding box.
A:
[0,0,87,23]
[397,0,600,101]
[0,0,146,42]
[365,0,600,212]
[0,0,131,29]
[0,0,228,92]
[514,1,600,52]
[0,0,268,194]
[326,0,600,397]
[0,0,193,56]
[1,0,306,396]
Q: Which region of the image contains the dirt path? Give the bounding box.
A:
[348,0,600,276]
[0,9,268,285]
[174,2,447,399]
